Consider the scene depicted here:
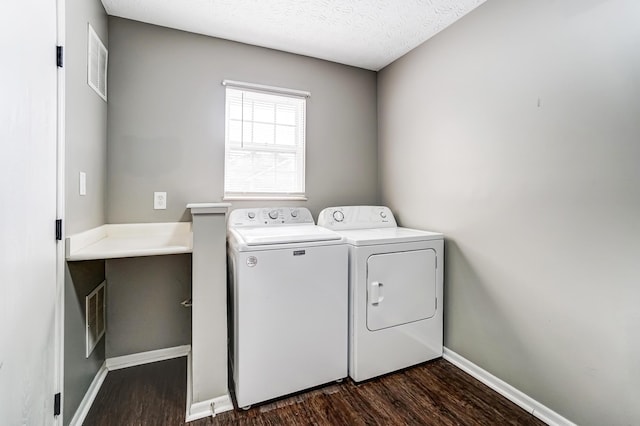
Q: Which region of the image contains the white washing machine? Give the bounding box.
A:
[318,205,443,382]
[227,207,348,408]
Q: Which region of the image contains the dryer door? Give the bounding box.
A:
[366,249,436,331]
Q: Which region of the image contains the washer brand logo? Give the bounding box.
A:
[246,256,258,267]
[293,250,306,256]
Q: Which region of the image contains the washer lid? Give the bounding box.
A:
[233,225,342,246]
[337,227,443,246]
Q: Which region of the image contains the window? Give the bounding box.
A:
[224,83,307,199]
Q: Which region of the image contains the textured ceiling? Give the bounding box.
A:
[101,0,486,71]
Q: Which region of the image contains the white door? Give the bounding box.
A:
[366,249,437,331]
[0,1,59,423]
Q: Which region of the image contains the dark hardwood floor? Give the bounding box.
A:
[83,357,545,425]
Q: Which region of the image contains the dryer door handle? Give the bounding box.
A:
[370,281,384,305]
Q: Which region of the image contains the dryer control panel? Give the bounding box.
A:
[318,206,397,230]
[229,207,314,227]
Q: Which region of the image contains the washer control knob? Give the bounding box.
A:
[268,209,279,220]
[290,209,298,218]
[247,212,256,219]
[333,210,344,222]
[380,211,387,219]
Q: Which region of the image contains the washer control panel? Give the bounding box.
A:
[318,206,397,230]
[229,207,314,227]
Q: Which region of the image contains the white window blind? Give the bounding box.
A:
[224,85,307,199]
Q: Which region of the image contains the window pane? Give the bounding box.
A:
[226,150,252,191]
[275,125,295,146]
[242,122,252,144]
[276,105,296,125]
[229,100,243,120]
[254,101,275,123]
[228,120,242,143]
[242,101,253,121]
[253,152,276,191]
[254,123,274,145]
[275,153,296,191]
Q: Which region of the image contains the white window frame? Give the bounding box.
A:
[223,80,309,200]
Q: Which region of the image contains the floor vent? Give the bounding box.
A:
[86,281,106,357]
[88,24,108,101]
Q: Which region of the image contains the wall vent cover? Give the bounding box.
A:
[86,281,106,357]
[88,24,108,101]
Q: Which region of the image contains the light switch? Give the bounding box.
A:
[79,172,86,196]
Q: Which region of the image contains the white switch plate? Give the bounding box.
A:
[154,192,167,210]
[79,172,86,196]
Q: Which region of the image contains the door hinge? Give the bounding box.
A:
[56,46,63,67]
[55,219,62,241]
[54,392,61,416]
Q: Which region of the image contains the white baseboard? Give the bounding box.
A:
[106,345,191,371]
[185,350,234,422]
[68,362,108,426]
[186,395,234,422]
[443,347,576,426]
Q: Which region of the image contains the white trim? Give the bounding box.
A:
[106,345,191,371]
[186,396,234,422]
[68,362,108,426]
[185,350,234,422]
[222,79,310,98]
[223,195,308,201]
[443,348,576,426]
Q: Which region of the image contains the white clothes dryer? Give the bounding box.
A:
[318,206,443,382]
[227,207,348,408]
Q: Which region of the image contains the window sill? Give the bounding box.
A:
[223,195,308,201]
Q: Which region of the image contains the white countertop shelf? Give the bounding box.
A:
[66,222,193,261]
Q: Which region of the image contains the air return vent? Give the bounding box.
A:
[86,281,106,357]
[88,24,108,101]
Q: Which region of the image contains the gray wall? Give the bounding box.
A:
[106,17,379,223]
[66,0,108,235]
[105,255,192,358]
[64,261,105,424]
[104,17,379,357]
[63,0,108,422]
[378,1,640,424]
